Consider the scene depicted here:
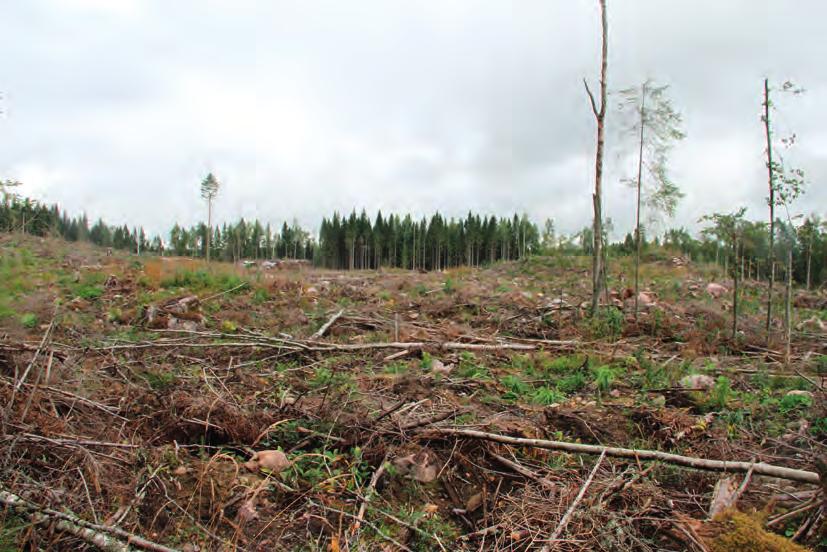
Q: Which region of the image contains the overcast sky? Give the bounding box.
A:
[1,0,824,239]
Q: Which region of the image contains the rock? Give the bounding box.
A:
[609,389,621,398]
[651,394,666,407]
[705,283,728,298]
[680,374,715,390]
[245,450,291,473]
[173,466,188,476]
[785,390,814,399]
[393,449,439,483]
[237,499,259,523]
[796,316,826,333]
[431,359,454,376]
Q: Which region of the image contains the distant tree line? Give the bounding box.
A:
[317,211,540,270]
[2,181,825,286]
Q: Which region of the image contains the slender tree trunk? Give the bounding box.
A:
[633,82,646,320]
[586,0,608,316]
[732,238,739,340]
[806,240,812,290]
[785,249,792,366]
[764,78,775,342]
[206,199,212,263]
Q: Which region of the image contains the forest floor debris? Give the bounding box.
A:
[0,234,825,550]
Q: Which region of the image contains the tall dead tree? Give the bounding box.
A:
[584,0,609,315]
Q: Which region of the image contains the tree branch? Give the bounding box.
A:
[426,428,821,484]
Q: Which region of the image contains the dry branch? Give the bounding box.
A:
[540,451,605,551]
[0,488,179,552]
[428,428,821,484]
[311,309,344,339]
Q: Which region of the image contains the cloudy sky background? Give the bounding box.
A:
[1,0,824,239]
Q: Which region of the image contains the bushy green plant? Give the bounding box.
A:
[531,386,566,405]
[589,307,624,340]
[593,365,616,395]
[707,376,733,410]
[420,351,433,370]
[779,393,813,415]
[19,313,37,328]
[76,285,103,300]
[557,371,586,394]
[501,375,531,401]
[457,352,488,379]
[252,288,270,305]
[541,354,586,375]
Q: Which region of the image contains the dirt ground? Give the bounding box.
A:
[0,234,825,551]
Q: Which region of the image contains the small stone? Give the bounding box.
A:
[680,374,715,390]
[785,390,814,399]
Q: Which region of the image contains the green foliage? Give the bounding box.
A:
[19,313,38,328]
[778,393,813,415]
[593,365,616,395]
[160,269,246,292]
[707,376,734,410]
[456,352,489,379]
[443,277,456,294]
[76,285,103,300]
[589,307,624,339]
[420,351,433,370]
[531,386,565,405]
[540,354,586,375]
[309,366,353,389]
[500,374,531,401]
[557,371,586,394]
[144,370,177,389]
[384,362,408,375]
[252,288,270,305]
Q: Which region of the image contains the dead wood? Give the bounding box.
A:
[540,450,605,551]
[311,309,344,339]
[0,487,179,552]
[427,428,821,484]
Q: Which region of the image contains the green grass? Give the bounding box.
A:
[531,386,566,405]
[778,393,813,415]
[160,269,247,293]
[19,313,37,328]
[456,352,489,379]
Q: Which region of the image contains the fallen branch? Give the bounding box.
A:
[350,455,388,536]
[489,451,557,491]
[427,428,821,484]
[0,488,179,552]
[311,309,344,339]
[540,451,605,551]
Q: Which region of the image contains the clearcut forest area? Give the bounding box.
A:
[2,1,827,551]
[0,232,825,551]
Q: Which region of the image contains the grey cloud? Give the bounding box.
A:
[0,0,824,240]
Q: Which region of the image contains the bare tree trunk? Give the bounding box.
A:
[206,199,212,263]
[585,0,609,316]
[732,239,739,340]
[633,81,646,320]
[764,78,775,342]
[785,249,792,366]
[806,239,812,290]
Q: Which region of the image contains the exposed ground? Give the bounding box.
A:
[0,233,825,551]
